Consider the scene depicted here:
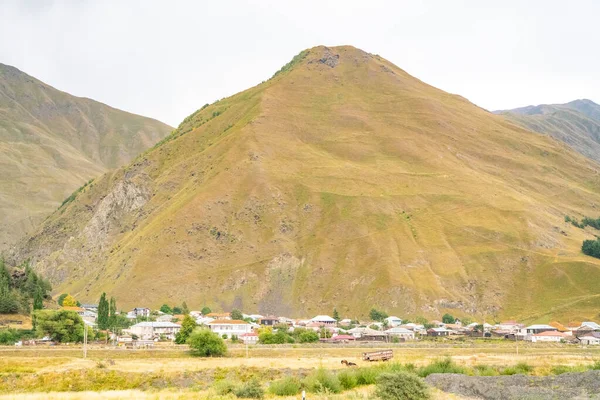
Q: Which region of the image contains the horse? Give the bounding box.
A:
[341,359,357,367]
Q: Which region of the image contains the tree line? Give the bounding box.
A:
[0,258,51,314]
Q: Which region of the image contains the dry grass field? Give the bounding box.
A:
[1,342,600,399]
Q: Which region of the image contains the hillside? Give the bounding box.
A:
[496,99,600,163]
[0,63,172,249]
[9,46,600,322]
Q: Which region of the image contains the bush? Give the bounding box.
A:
[298,330,319,343]
[303,368,341,394]
[354,367,379,385]
[0,329,18,344]
[501,362,533,376]
[473,364,499,376]
[418,357,466,377]
[590,360,600,370]
[375,372,430,400]
[268,376,302,396]
[187,329,227,357]
[582,239,600,258]
[337,370,358,390]
[213,379,237,395]
[234,379,264,399]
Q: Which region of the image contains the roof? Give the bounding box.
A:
[332,335,355,340]
[428,327,449,332]
[131,322,181,328]
[134,307,150,310]
[240,332,258,337]
[208,319,250,325]
[62,306,84,312]
[580,322,600,330]
[206,313,231,317]
[526,324,556,330]
[385,316,402,321]
[311,315,337,322]
[533,331,569,337]
[579,332,600,339]
[385,327,414,334]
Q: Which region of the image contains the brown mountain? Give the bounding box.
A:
[0,63,172,249]
[9,46,600,322]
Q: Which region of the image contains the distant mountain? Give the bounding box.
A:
[495,99,600,163]
[10,46,600,322]
[0,63,173,249]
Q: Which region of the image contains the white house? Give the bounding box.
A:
[310,315,337,325]
[240,332,259,345]
[498,321,522,332]
[208,320,252,338]
[129,321,181,340]
[579,332,600,345]
[132,307,151,318]
[401,323,425,331]
[196,317,215,326]
[385,327,415,340]
[384,316,402,327]
[530,331,569,343]
[580,322,600,331]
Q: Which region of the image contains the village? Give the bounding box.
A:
[50,303,600,347]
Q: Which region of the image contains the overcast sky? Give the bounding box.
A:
[1,0,598,127]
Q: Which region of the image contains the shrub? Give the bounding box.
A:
[501,362,533,376]
[354,367,380,385]
[375,372,430,400]
[590,360,600,370]
[303,368,341,394]
[187,329,227,357]
[0,329,18,345]
[268,376,301,396]
[417,357,466,377]
[473,365,499,376]
[234,379,264,399]
[213,379,237,395]
[298,330,319,343]
[337,370,358,390]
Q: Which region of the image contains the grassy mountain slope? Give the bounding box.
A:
[496,100,600,163]
[10,46,600,322]
[0,63,172,249]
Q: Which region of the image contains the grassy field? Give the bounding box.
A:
[1,342,600,399]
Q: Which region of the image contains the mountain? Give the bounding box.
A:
[0,63,173,249]
[9,46,600,322]
[495,99,600,163]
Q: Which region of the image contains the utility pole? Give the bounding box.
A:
[83,324,88,359]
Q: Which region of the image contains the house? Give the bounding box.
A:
[245,314,264,322]
[310,315,337,325]
[384,316,402,327]
[331,334,355,342]
[427,327,450,337]
[259,316,279,326]
[196,317,215,326]
[206,313,231,320]
[132,307,151,318]
[358,328,388,342]
[401,323,424,332]
[129,321,181,340]
[156,314,175,322]
[580,322,600,331]
[208,320,252,338]
[523,324,557,339]
[240,332,259,345]
[530,331,570,343]
[498,321,522,332]
[385,327,415,341]
[347,327,368,338]
[80,304,98,311]
[579,332,600,345]
[339,319,353,326]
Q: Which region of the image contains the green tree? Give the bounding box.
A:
[175,314,197,344]
[333,308,340,321]
[108,296,117,327]
[582,239,600,258]
[0,283,18,314]
[201,306,211,315]
[62,294,78,307]
[33,288,44,310]
[230,308,243,320]
[97,293,109,330]
[33,310,84,343]
[442,314,455,324]
[172,306,182,314]
[370,308,388,322]
[298,330,320,343]
[188,329,227,357]
[181,302,190,315]
[160,304,173,314]
[57,293,68,306]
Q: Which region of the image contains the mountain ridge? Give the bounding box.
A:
[0,62,173,249]
[495,99,600,163]
[9,45,600,322]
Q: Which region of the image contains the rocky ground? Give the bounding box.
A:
[426,371,600,399]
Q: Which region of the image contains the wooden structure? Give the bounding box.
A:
[362,349,393,361]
